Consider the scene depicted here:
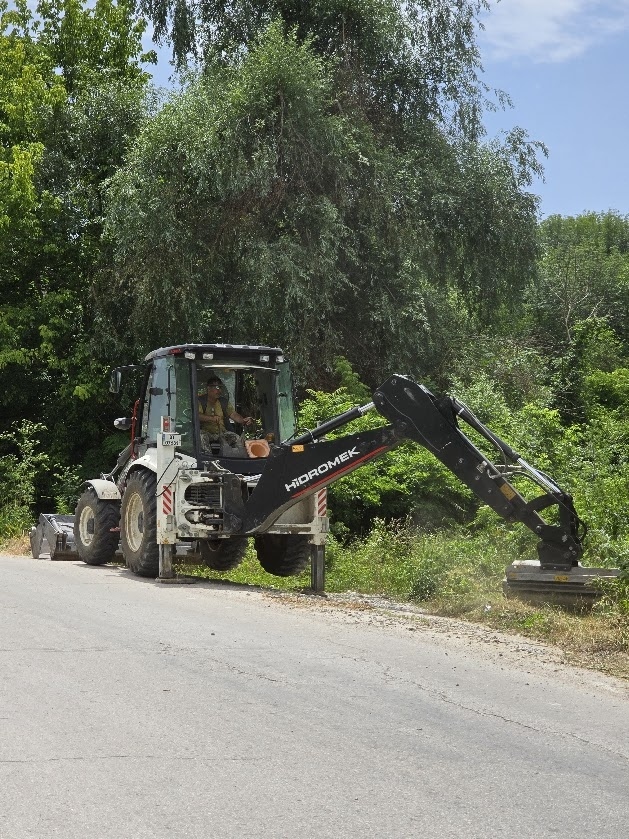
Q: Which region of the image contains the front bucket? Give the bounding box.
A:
[503,560,620,608]
[30,513,79,561]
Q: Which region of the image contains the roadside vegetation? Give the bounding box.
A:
[1,2,628,677]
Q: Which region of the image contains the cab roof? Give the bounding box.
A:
[145,344,285,362]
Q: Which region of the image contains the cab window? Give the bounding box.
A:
[142,357,194,456]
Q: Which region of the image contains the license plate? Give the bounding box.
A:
[161,433,181,446]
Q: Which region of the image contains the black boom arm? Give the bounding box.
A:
[372,376,586,571]
[241,375,585,571]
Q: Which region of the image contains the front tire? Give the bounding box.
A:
[199,537,248,571]
[121,470,158,577]
[74,488,120,565]
[254,534,311,577]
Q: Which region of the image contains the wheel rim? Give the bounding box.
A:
[125,491,145,553]
[78,506,94,547]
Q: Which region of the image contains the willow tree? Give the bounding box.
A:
[103,1,543,384]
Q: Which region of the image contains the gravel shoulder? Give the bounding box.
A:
[261,587,629,698]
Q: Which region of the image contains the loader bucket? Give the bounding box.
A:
[30,514,79,561]
[503,560,621,608]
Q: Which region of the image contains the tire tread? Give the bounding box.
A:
[254,534,311,577]
[121,470,159,577]
[74,488,120,566]
[199,537,248,571]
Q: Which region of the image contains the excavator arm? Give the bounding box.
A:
[242,375,585,572]
[372,376,585,571]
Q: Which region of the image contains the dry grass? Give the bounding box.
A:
[0,533,31,555]
[445,597,629,681]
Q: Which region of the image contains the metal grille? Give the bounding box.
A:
[185,483,222,506]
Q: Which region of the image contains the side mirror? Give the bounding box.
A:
[114,417,132,431]
[110,370,122,393]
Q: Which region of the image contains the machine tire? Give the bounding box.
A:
[199,537,248,572]
[120,470,159,577]
[74,488,120,565]
[254,534,311,577]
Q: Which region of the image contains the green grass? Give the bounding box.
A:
[174,520,510,602]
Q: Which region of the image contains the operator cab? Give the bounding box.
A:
[130,344,296,474]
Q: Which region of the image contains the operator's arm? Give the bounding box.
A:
[230,410,253,427]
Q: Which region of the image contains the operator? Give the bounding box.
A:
[199,376,253,440]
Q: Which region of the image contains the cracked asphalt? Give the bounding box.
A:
[1,555,627,838]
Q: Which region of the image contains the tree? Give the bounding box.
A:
[520,213,629,420]
[531,212,629,349]
[0,0,152,511]
[102,14,543,384]
[1,0,67,416]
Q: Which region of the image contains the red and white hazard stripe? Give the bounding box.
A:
[316,489,327,518]
[162,486,173,515]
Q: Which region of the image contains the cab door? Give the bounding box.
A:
[276,360,297,443]
[140,356,194,456]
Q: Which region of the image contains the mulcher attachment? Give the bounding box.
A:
[504,561,621,607]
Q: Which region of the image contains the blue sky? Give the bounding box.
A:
[145,1,629,220]
[478,0,629,218]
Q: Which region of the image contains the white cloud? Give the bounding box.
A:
[480,0,629,63]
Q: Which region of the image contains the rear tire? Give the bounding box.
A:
[121,470,158,577]
[199,537,248,571]
[74,488,120,565]
[254,534,311,577]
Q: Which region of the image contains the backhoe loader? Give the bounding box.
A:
[30,343,618,602]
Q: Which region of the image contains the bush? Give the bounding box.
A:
[0,422,49,537]
[298,383,474,534]
[583,368,629,414]
[322,518,517,607]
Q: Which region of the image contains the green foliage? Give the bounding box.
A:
[298,365,474,534]
[0,0,151,522]
[450,334,554,409]
[0,421,49,535]
[529,214,629,418]
[319,517,510,606]
[550,318,628,421]
[142,0,491,134]
[563,411,629,562]
[582,368,629,413]
[332,357,371,402]
[51,462,83,514]
[103,10,541,384]
[37,0,155,92]
[103,22,356,368]
[534,213,629,348]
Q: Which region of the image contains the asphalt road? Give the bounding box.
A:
[0,555,627,839]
